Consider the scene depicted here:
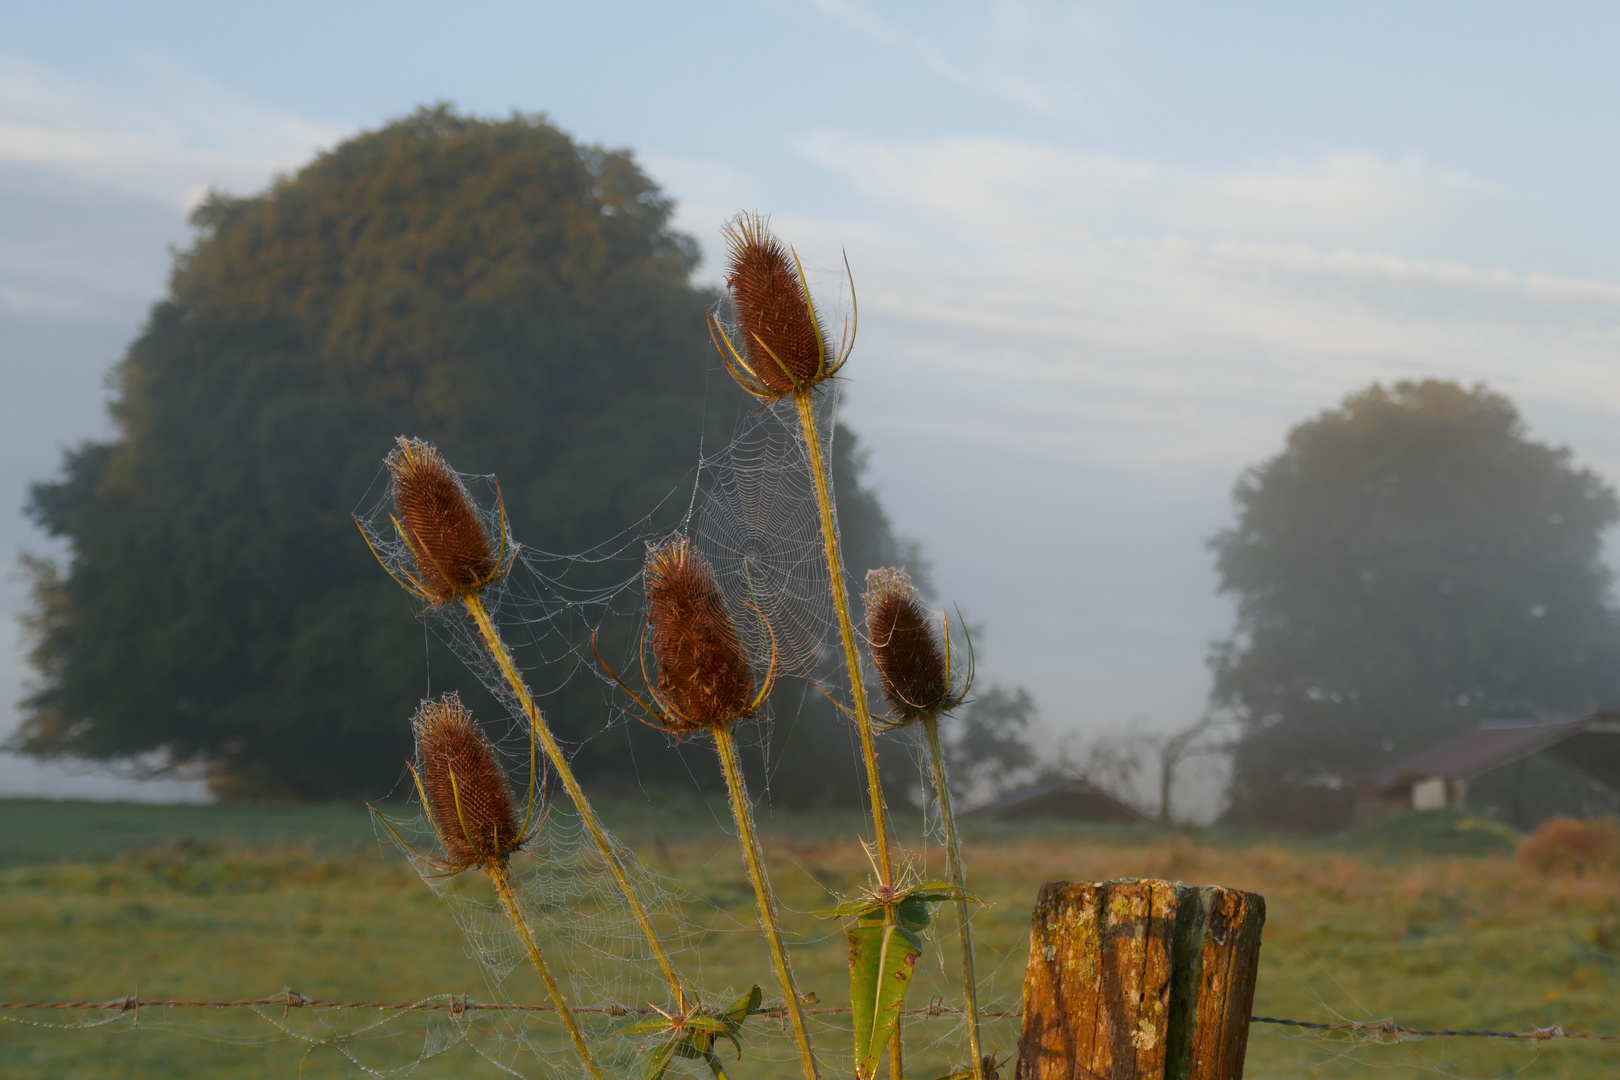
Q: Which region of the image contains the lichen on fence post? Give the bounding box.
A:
[1016,879,1265,1080]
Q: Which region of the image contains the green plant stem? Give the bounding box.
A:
[487,860,604,1080]
[464,593,687,1013]
[713,724,820,1080]
[792,386,903,1080]
[791,388,891,884]
[923,714,983,1080]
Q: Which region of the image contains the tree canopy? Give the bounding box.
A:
[1210,379,1620,828]
[20,106,914,801]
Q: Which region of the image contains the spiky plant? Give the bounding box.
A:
[370,694,601,1080]
[708,214,915,1078]
[387,438,507,604]
[596,536,819,1080]
[864,568,983,1080]
[361,437,690,1015]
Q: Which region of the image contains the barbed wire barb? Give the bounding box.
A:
[6,995,1617,1044]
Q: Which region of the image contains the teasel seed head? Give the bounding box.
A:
[712,213,843,399]
[645,537,758,730]
[864,567,954,725]
[386,437,505,604]
[412,693,523,865]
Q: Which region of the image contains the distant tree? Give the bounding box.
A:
[943,684,1038,802]
[19,105,912,802]
[1210,379,1620,829]
[1151,714,1226,825]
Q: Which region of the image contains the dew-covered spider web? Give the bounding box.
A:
[250,377,1028,1080]
[14,380,1582,1080]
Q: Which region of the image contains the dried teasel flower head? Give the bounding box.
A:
[709,213,852,400]
[644,536,762,731]
[385,437,508,604]
[412,693,523,865]
[863,567,961,725]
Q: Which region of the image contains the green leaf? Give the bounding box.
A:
[818,881,983,923]
[847,921,925,1080]
[719,984,763,1025]
[681,1017,729,1035]
[812,898,876,919]
[896,895,931,931]
[703,1047,733,1080]
[642,1035,681,1080]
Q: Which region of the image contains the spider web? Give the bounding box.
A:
[321,372,1026,1080]
[20,391,1512,1076]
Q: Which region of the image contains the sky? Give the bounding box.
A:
[3,1,1620,804]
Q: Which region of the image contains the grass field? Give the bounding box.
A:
[1,798,1617,1079]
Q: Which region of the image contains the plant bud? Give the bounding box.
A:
[645,537,756,728]
[863,568,949,723]
[722,213,833,396]
[387,437,499,603]
[413,694,521,865]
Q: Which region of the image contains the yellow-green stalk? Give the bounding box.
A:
[600,536,820,1080]
[708,213,903,1079]
[368,437,688,1014]
[708,215,892,884]
[380,694,603,1080]
[922,713,982,1080]
[716,724,818,1080]
[463,596,688,1012]
[864,568,983,1080]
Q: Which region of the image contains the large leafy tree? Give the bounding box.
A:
[1210,379,1620,828]
[20,106,911,801]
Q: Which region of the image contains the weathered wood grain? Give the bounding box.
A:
[1016,880,1265,1080]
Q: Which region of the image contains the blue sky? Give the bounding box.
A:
[4,2,1620,801]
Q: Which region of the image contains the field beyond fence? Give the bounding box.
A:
[2,798,1617,1079]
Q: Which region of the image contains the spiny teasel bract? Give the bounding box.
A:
[863,567,960,725]
[644,536,759,731]
[636,538,815,1079]
[386,437,508,604]
[711,213,845,399]
[412,693,524,866]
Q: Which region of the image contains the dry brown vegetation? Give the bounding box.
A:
[4,805,1620,1078]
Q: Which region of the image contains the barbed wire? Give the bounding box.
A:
[0,990,1018,1021]
[1249,1015,1620,1043]
[5,993,1616,1044]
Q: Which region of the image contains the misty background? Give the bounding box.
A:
[4,2,1620,807]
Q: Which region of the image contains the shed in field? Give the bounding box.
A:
[1353,710,1620,826]
[970,778,1146,824]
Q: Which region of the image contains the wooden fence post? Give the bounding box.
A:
[1015,880,1265,1080]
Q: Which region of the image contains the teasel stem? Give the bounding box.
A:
[793,388,892,887]
[791,387,903,1080]
[922,714,983,1080]
[485,860,603,1080]
[713,724,820,1080]
[462,593,687,1013]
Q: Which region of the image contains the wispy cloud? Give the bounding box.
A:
[0,54,338,314]
[805,0,1108,118]
[657,131,1620,737]
[784,133,1620,436]
[797,133,1499,249]
[807,0,973,85]
[0,53,337,206]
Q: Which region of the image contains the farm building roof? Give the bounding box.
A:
[969,778,1146,823]
[1359,710,1620,795]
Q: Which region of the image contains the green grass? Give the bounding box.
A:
[0,799,384,867]
[1,798,1617,1079]
[1331,808,1523,858]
